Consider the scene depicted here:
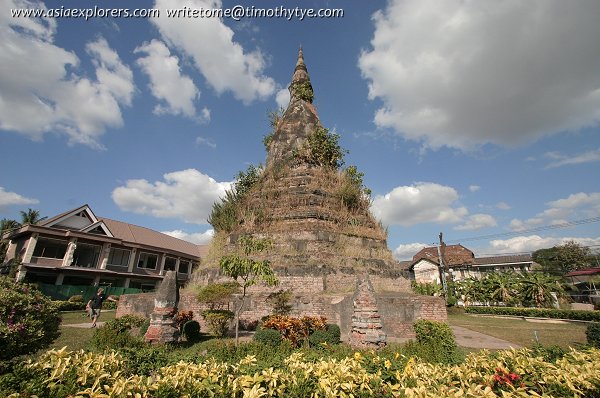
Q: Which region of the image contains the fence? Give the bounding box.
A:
[36,283,143,301]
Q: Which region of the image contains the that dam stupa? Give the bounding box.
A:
[195,48,447,341]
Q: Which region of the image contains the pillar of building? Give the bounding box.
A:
[127,248,137,273]
[55,274,65,286]
[21,233,38,263]
[62,238,77,267]
[158,254,166,276]
[98,243,111,270]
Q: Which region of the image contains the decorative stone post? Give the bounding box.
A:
[144,270,180,344]
[349,276,386,348]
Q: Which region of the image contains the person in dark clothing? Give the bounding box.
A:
[86,288,117,328]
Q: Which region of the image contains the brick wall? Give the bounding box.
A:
[117,288,446,339]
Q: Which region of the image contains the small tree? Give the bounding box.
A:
[219,235,278,344]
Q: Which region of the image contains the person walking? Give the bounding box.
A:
[86,288,117,328]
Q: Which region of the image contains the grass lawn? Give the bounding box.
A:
[447,311,588,348]
[51,310,116,351]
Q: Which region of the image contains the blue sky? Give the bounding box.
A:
[1,0,599,260]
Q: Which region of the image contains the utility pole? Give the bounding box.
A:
[436,232,447,295]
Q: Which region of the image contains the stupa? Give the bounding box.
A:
[195,49,446,339]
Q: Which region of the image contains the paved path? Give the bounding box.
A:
[450,325,520,349]
[64,323,518,350]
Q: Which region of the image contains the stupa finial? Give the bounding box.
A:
[290,47,312,101]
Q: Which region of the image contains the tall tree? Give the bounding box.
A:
[0,218,20,264]
[219,235,278,344]
[19,208,46,225]
[533,241,592,275]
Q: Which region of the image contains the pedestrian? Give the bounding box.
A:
[86,288,117,328]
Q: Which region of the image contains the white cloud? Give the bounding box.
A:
[359,0,600,151]
[488,235,600,254]
[135,39,200,119]
[371,182,468,226]
[510,192,600,231]
[162,228,214,245]
[469,185,480,192]
[275,88,290,109]
[0,3,134,148]
[152,0,275,104]
[496,202,511,210]
[393,242,428,260]
[0,187,39,211]
[544,148,600,169]
[195,136,216,148]
[112,169,231,224]
[454,213,497,231]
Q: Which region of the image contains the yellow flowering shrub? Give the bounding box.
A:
[5,347,599,397]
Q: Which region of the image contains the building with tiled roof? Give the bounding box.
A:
[2,204,207,291]
[409,244,536,284]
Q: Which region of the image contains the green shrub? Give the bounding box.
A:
[139,318,150,337]
[51,300,85,311]
[254,328,283,347]
[309,324,341,347]
[0,277,61,364]
[196,282,239,309]
[174,311,194,331]
[68,295,84,303]
[202,310,233,337]
[586,322,600,348]
[182,320,201,343]
[120,345,170,376]
[326,324,341,343]
[531,343,567,362]
[88,314,147,351]
[412,320,460,364]
[465,306,600,321]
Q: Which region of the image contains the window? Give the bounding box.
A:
[137,252,158,270]
[164,257,177,271]
[178,260,190,274]
[32,237,68,259]
[72,243,101,268]
[107,248,130,267]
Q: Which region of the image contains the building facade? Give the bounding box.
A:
[409,244,535,284]
[2,205,207,290]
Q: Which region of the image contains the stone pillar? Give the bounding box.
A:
[22,233,38,263]
[62,238,77,267]
[349,276,386,348]
[145,270,180,344]
[127,248,137,272]
[99,243,111,270]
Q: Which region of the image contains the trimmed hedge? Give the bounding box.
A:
[465,306,600,321]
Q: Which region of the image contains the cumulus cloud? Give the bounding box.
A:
[544,148,600,169]
[488,235,600,254]
[454,213,497,231]
[162,228,214,245]
[0,187,39,211]
[112,169,231,224]
[510,192,600,231]
[152,0,276,104]
[135,39,201,119]
[0,2,134,148]
[275,88,290,109]
[359,0,600,151]
[393,242,428,260]
[469,185,480,192]
[371,182,468,227]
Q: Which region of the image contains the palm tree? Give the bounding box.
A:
[519,272,566,308]
[19,208,46,225]
[486,272,520,306]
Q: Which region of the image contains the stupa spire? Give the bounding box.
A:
[289,46,313,102]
